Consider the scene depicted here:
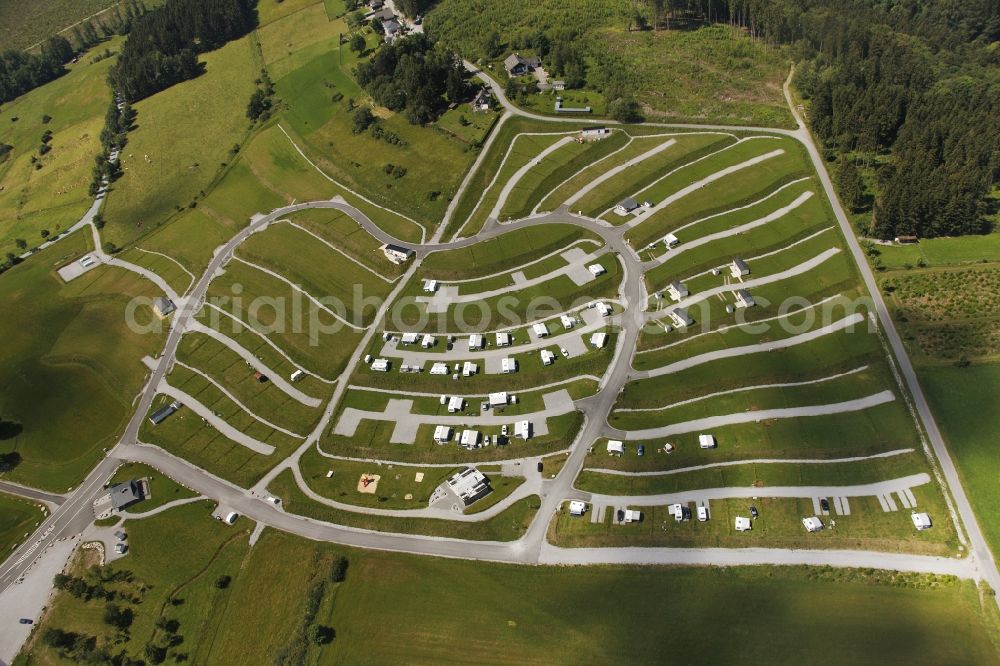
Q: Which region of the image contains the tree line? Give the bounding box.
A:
[354,33,468,125]
[665,0,1000,239]
[110,0,257,102]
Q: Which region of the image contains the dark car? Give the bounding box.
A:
[19,618,33,625]
[749,505,759,519]
[820,498,830,512]
[537,461,543,473]
[616,509,625,522]
[637,445,645,456]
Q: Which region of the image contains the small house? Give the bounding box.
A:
[108,480,144,510]
[588,263,606,277]
[472,87,492,112]
[501,357,517,374]
[448,396,465,413]
[590,332,607,348]
[614,197,639,216]
[667,281,688,301]
[446,466,491,504]
[153,297,176,319]
[422,279,438,293]
[698,434,716,449]
[382,18,402,40]
[607,440,624,455]
[802,516,824,532]
[735,289,755,308]
[503,53,541,76]
[735,516,752,532]
[730,257,750,278]
[533,322,549,337]
[669,308,694,328]
[382,243,414,264]
[488,392,509,408]
[912,512,933,530]
[430,362,448,375]
[569,500,587,516]
[371,358,390,372]
[495,331,512,347]
[662,233,679,248]
[433,425,452,443]
[580,127,610,141]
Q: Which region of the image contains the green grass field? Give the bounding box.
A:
[0,491,46,558]
[0,231,166,491]
[0,39,120,255]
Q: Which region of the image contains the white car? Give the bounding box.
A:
[501,424,508,436]
[560,347,569,358]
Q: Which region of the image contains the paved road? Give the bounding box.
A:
[3,63,997,602]
[0,482,65,508]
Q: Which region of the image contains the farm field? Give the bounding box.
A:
[0,39,120,256]
[0,232,165,491]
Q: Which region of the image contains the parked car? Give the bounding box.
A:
[19,618,32,625]
[616,509,625,522]
[537,461,543,473]
[501,424,508,436]
[820,498,830,512]
[560,347,569,358]
[749,506,759,519]
[637,445,645,456]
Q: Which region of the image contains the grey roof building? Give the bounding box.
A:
[108,480,144,510]
[153,297,176,318]
[504,53,541,75]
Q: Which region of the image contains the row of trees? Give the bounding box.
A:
[354,34,467,125]
[109,0,257,101]
[669,0,1000,238]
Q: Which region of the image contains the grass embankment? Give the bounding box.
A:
[0,491,46,558]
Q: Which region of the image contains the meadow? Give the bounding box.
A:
[0,492,46,559]
[0,0,118,51]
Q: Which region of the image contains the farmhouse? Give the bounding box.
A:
[590,332,607,348]
[371,358,390,372]
[699,434,717,449]
[580,127,611,141]
[459,429,481,449]
[614,197,639,216]
[514,420,532,440]
[107,480,145,510]
[662,233,679,248]
[422,279,438,293]
[533,322,549,337]
[504,53,541,76]
[430,362,448,375]
[447,396,465,412]
[735,289,755,308]
[540,349,556,365]
[667,281,688,301]
[569,500,587,516]
[148,401,181,425]
[501,357,517,374]
[495,331,512,347]
[912,512,933,530]
[469,333,485,350]
[669,307,694,328]
[382,244,414,264]
[588,263,606,277]
[802,516,824,532]
[730,257,750,278]
[472,87,492,112]
[153,297,176,319]
[446,467,492,505]
[433,425,452,443]
[607,440,624,455]
[735,516,752,532]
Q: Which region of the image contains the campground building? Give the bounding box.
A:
[446,467,493,505]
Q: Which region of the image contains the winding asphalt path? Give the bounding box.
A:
[3,64,997,604]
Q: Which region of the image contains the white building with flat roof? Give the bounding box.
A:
[662,232,679,248]
[430,362,448,375]
[469,334,484,350]
[422,279,438,292]
[501,357,517,374]
[371,358,389,372]
[569,500,587,516]
[560,314,575,329]
[588,263,605,277]
[433,425,452,443]
[590,332,607,348]
[699,434,716,449]
[488,392,509,408]
[533,322,549,337]
[735,516,751,532]
[446,467,491,505]
[447,396,465,412]
[459,430,480,449]
[514,420,532,440]
[607,440,624,455]
[462,361,478,377]
[802,516,824,532]
[596,302,611,317]
[912,512,932,530]
[623,509,642,523]
[540,349,555,365]
[496,331,511,347]
[421,334,435,348]
[400,332,418,344]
